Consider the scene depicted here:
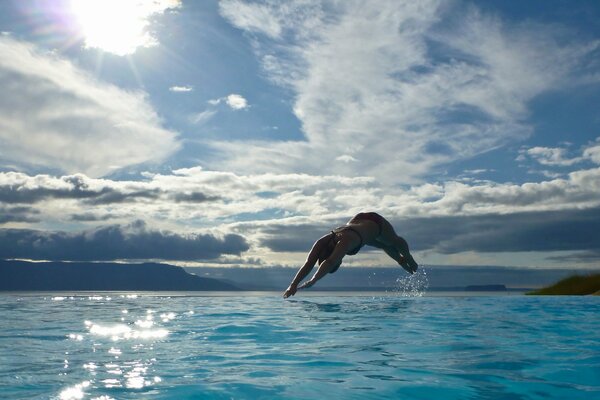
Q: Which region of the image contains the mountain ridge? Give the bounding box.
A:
[0,260,238,291]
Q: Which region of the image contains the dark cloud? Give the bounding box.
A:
[170,192,220,203]
[396,207,600,253]
[0,173,218,205]
[83,188,160,205]
[547,250,600,263]
[0,174,137,204]
[259,208,600,255]
[259,222,338,252]
[0,221,249,261]
[0,206,40,224]
[69,213,115,222]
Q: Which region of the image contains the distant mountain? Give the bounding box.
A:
[464,284,507,291]
[527,274,600,295]
[0,260,238,291]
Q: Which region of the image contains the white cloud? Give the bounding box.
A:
[4,152,600,229]
[225,94,248,110]
[219,0,282,38]
[0,37,180,177]
[521,146,584,166]
[583,139,600,164]
[207,94,248,110]
[218,0,324,40]
[169,85,193,92]
[335,155,358,163]
[216,0,598,183]
[519,140,600,168]
[190,110,217,125]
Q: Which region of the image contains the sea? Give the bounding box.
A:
[1,273,599,399]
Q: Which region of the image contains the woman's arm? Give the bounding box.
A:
[283,235,328,298]
[297,236,352,290]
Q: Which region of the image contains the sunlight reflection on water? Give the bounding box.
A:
[59,380,90,400]
[1,293,598,399]
[85,321,168,340]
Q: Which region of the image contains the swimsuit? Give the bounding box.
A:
[328,212,385,274]
[331,226,364,255]
[324,227,362,275]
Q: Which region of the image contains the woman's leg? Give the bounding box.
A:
[376,218,418,273]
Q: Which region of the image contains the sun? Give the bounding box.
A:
[68,0,178,56]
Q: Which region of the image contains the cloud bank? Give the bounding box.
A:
[2,138,600,222]
[0,221,248,262]
[2,139,599,264]
[0,36,180,177]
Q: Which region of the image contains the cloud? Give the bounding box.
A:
[547,250,600,264]
[3,159,600,265]
[0,36,180,177]
[190,109,217,125]
[216,0,599,182]
[0,206,39,224]
[259,222,330,253]
[335,155,358,163]
[194,94,248,124]
[404,207,600,254]
[3,157,600,223]
[207,94,249,110]
[0,172,219,205]
[218,0,283,38]
[257,207,600,257]
[519,146,584,166]
[169,85,193,92]
[0,220,249,262]
[69,213,115,222]
[583,139,600,164]
[225,94,248,110]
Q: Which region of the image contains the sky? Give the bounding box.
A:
[0,0,599,273]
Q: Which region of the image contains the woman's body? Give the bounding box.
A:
[283,212,418,298]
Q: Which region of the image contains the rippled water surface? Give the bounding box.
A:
[0,293,598,399]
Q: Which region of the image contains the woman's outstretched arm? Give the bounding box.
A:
[283,235,328,298]
[297,236,352,290]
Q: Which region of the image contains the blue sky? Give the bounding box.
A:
[0,0,599,271]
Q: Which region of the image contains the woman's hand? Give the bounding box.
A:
[283,284,297,298]
[297,279,315,290]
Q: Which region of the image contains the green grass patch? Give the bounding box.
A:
[527,273,600,295]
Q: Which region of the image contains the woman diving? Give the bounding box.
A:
[283,212,418,298]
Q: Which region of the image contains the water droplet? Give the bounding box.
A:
[393,266,429,297]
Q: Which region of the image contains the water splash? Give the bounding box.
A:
[393,266,429,297]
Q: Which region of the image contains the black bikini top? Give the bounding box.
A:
[331,226,364,255]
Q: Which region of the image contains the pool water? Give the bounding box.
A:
[0,293,598,399]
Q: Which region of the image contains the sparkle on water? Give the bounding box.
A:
[1,291,599,399]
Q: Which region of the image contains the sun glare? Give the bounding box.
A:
[69,0,178,56]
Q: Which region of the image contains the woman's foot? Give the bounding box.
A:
[399,253,418,274]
